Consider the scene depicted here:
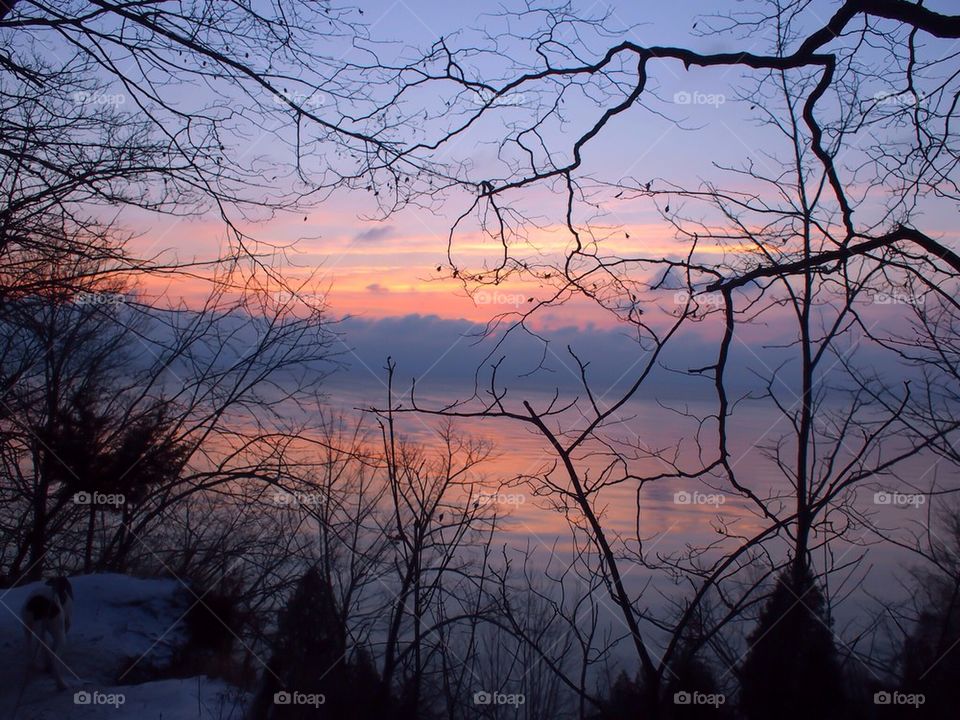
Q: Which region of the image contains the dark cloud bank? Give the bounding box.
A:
[335,313,912,406]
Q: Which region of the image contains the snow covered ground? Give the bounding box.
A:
[0,574,247,720]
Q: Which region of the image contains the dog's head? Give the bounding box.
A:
[45,576,73,606]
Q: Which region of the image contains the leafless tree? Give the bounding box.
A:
[0,230,339,581]
[0,2,418,270]
[346,1,960,715]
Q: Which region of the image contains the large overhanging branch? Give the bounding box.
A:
[706,226,960,293]
[374,0,956,310]
[427,0,960,184]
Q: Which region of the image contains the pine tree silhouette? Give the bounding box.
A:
[739,565,845,720]
[589,671,650,720]
[898,571,960,718]
[248,567,413,719]
[665,645,732,720]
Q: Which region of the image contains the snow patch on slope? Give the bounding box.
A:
[0,574,246,719]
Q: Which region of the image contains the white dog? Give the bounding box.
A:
[20,576,73,689]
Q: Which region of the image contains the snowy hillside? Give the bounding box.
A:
[0,575,246,720]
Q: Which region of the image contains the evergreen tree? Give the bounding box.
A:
[248,567,414,719]
[589,671,651,720]
[665,646,732,720]
[739,565,845,720]
[897,571,960,718]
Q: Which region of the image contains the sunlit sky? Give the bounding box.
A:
[120,0,958,334]
[112,0,959,407]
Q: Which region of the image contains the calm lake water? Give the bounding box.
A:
[329,373,946,642]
